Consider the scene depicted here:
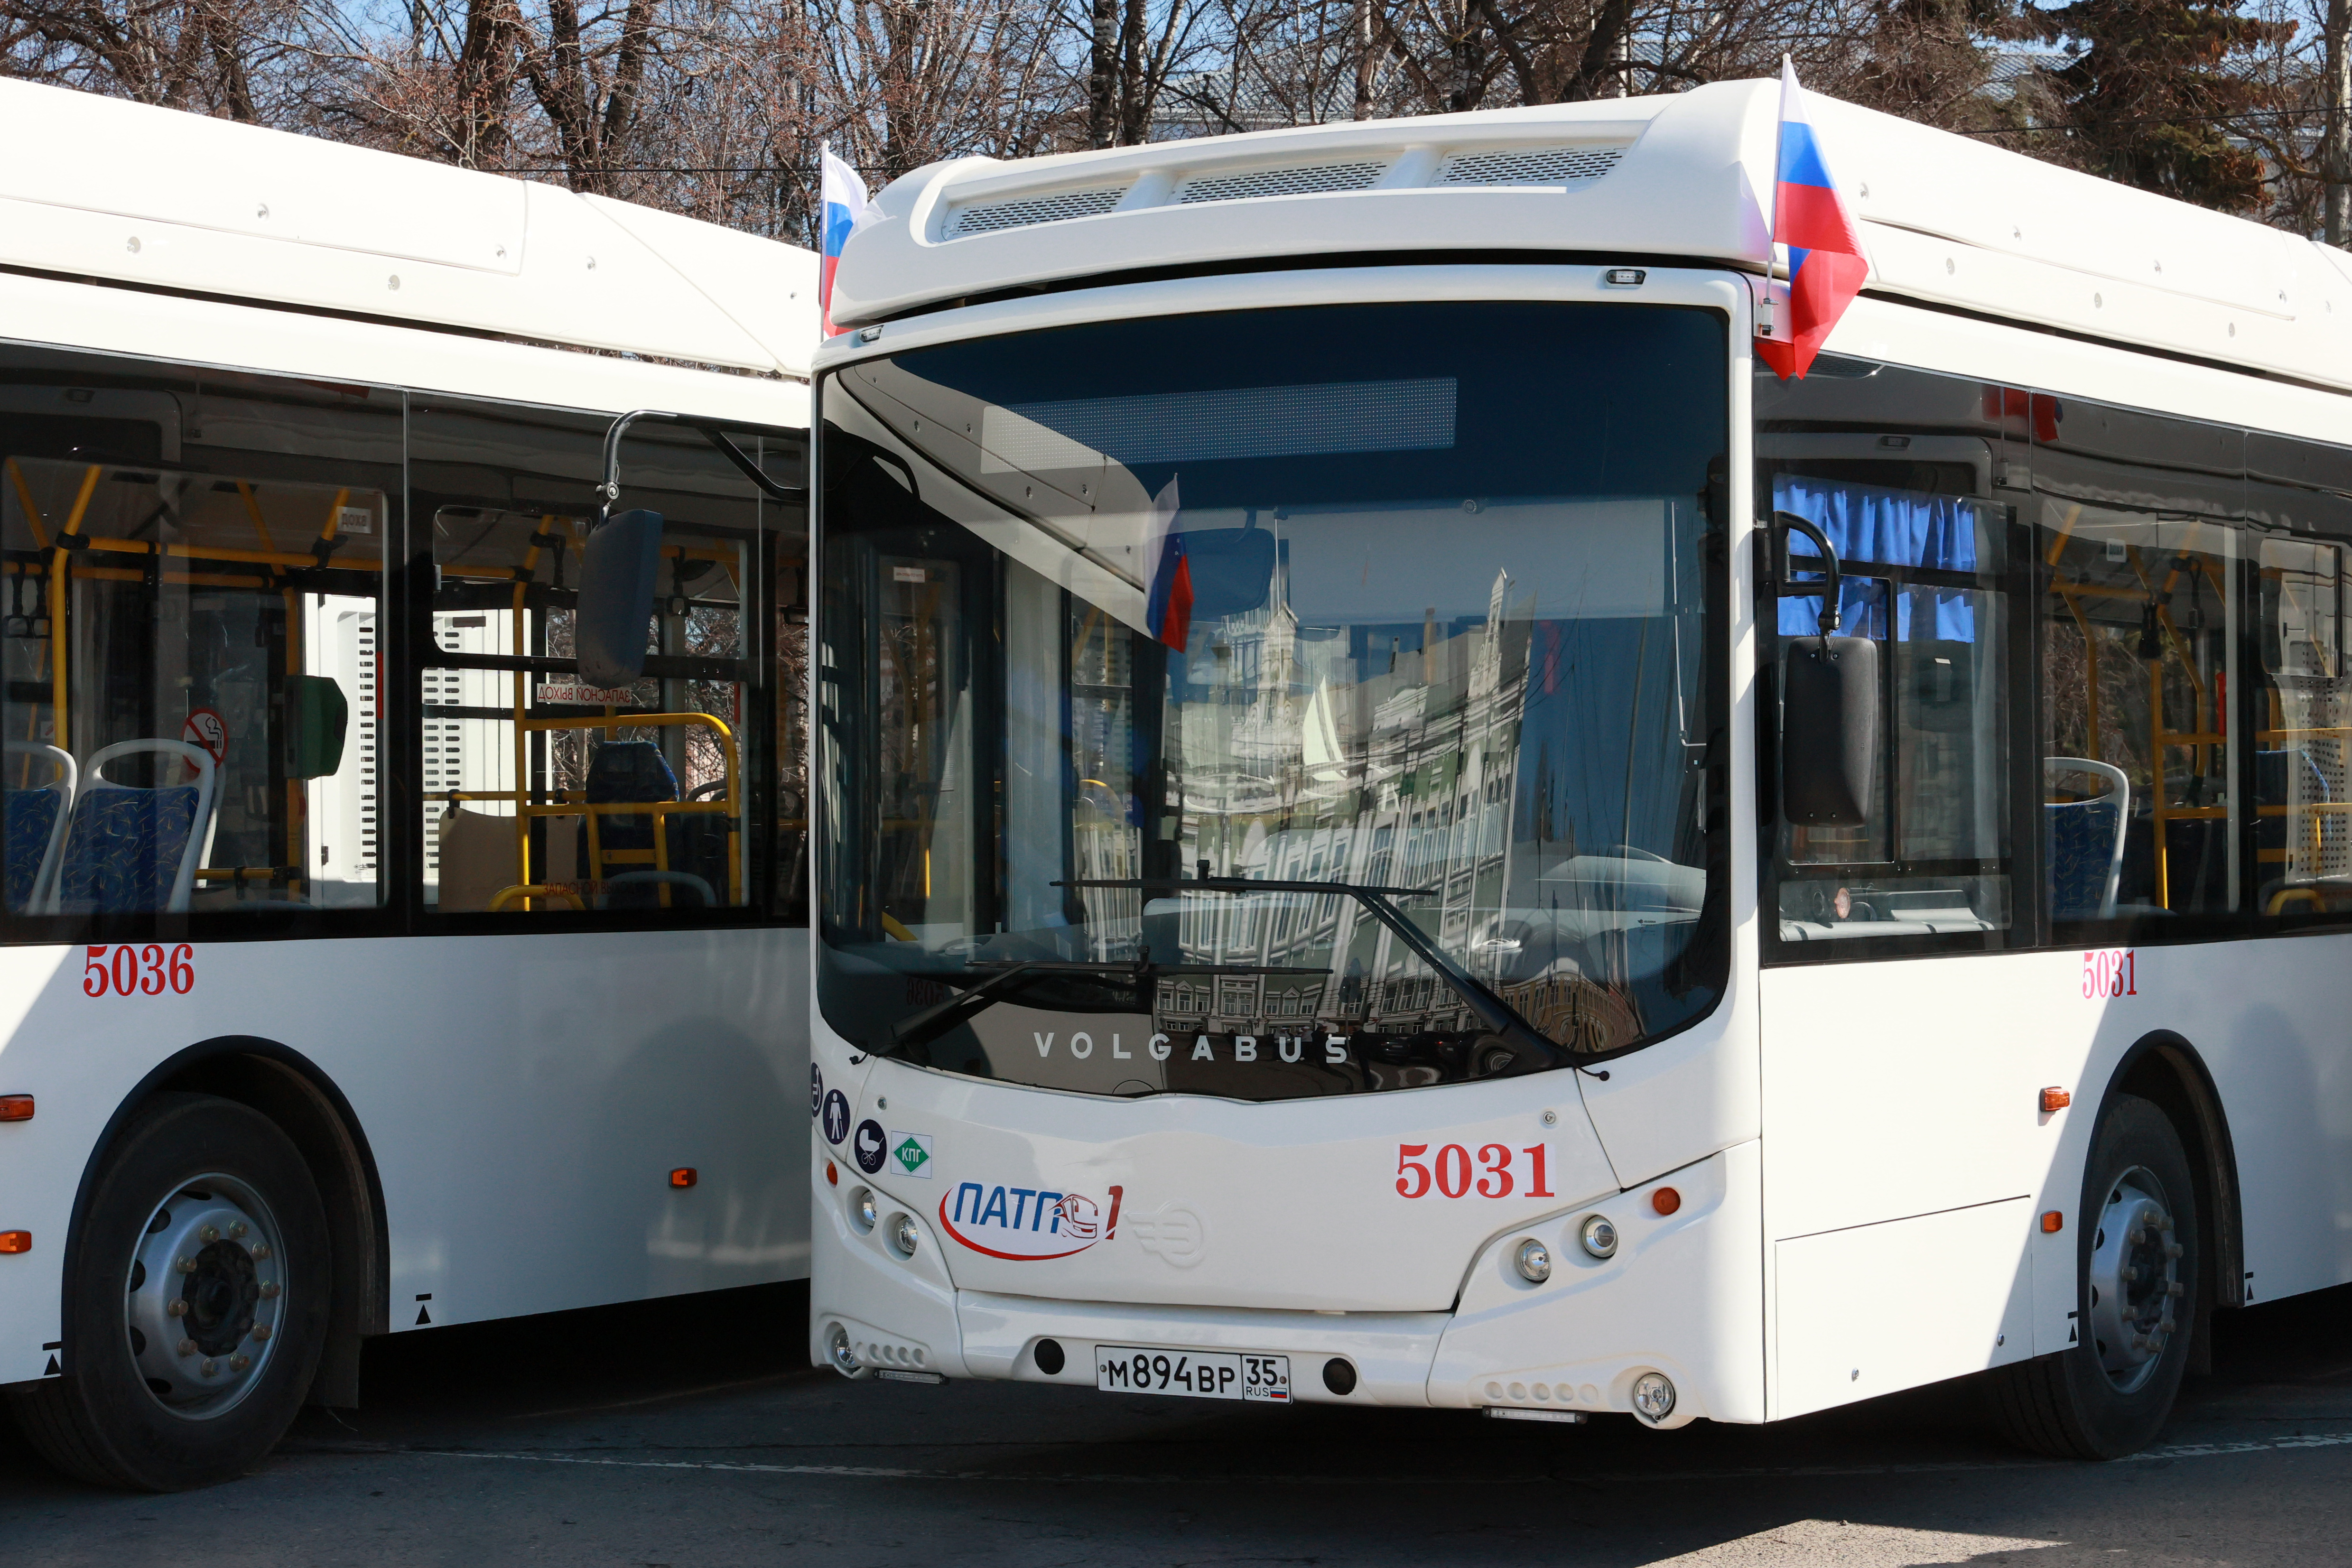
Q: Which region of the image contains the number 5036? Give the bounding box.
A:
[83,944,195,998]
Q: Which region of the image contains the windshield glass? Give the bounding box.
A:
[816,300,1728,1100]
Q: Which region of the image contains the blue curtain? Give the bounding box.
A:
[1775,474,1980,641]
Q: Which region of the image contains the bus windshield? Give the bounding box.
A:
[815,299,1728,1100]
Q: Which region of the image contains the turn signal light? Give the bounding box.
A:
[0,1231,28,1254]
[2040,1087,2072,1113]
[1652,1187,1682,1216]
[2042,1210,2065,1234]
[669,1168,697,1189]
[825,1160,839,1187]
[0,1095,30,1122]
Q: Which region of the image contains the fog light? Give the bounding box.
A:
[1579,1214,1619,1259]
[1514,1238,1552,1282]
[827,1323,860,1375]
[850,1187,878,1232]
[1632,1371,1676,1421]
[889,1212,919,1258]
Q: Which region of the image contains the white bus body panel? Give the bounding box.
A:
[0,79,818,377]
[0,84,819,1392]
[829,80,2352,400]
[0,930,810,1388]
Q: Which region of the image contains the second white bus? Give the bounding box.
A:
[0,81,819,1489]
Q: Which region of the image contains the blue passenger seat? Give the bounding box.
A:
[53,739,218,913]
[2,742,75,914]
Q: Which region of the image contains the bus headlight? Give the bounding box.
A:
[1632,1371,1676,1420]
[1513,1238,1552,1282]
[1579,1214,1619,1259]
[889,1212,920,1258]
[850,1187,878,1232]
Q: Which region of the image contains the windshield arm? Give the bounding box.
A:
[1060,876,1569,1070]
[886,956,1150,1053]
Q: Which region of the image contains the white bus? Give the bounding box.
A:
[0,81,818,1489]
[804,79,2352,1458]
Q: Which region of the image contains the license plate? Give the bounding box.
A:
[1095,1345,1291,1403]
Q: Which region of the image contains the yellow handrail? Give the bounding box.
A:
[489,884,586,912]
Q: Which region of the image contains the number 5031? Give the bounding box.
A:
[1396,1141,1556,1199]
[83,944,195,998]
[2081,947,2137,1000]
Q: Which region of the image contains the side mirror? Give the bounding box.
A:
[1782,636,1879,824]
[282,675,348,779]
[1772,509,1878,826]
[577,509,663,687]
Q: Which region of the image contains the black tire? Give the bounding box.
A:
[8,1092,329,1490]
[1990,1094,2199,1459]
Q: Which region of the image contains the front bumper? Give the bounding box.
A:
[812,1140,1763,1427]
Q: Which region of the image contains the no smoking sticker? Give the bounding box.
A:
[181,708,228,767]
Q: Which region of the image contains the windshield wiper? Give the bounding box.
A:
[887,955,1150,1053]
[1058,875,1569,1073]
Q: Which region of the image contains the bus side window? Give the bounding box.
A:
[409,399,782,920]
[2032,400,2243,930]
[2247,432,2352,922]
[0,349,393,922]
[1756,357,2016,951]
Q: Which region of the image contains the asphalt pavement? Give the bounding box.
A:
[6,1278,2352,1565]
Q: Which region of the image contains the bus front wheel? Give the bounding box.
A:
[1991,1093,2199,1459]
[10,1093,329,1490]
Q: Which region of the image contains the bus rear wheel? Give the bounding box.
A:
[10,1093,329,1490]
[1990,1094,2199,1460]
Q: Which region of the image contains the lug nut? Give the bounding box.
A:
[2160,1316,2176,1333]
[2167,1282,2186,1297]
[175,1256,198,1273]
[231,1355,251,1372]
[228,1222,247,1240]
[250,1244,271,1260]
[198,1224,220,1243]
[177,1338,197,1356]
[2157,1215,2174,1233]
[2119,1264,2139,1282]
[259,1281,280,1299]
[167,1299,188,1317]
[200,1358,217,1376]
[2166,1242,2185,1259]
[251,1323,271,1342]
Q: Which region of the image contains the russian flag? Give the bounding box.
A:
[1756,60,1869,381]
[1141,476,1193,651]
[819,144,879,338]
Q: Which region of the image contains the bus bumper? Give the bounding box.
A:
[812,1140,1762,1427]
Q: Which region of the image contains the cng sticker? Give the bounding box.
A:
[891,1132,934,1178]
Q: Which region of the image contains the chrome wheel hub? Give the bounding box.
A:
[125,1175,286,1418]
[2087,1164,2183,1396]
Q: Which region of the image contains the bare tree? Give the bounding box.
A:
[1,0,314,119]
